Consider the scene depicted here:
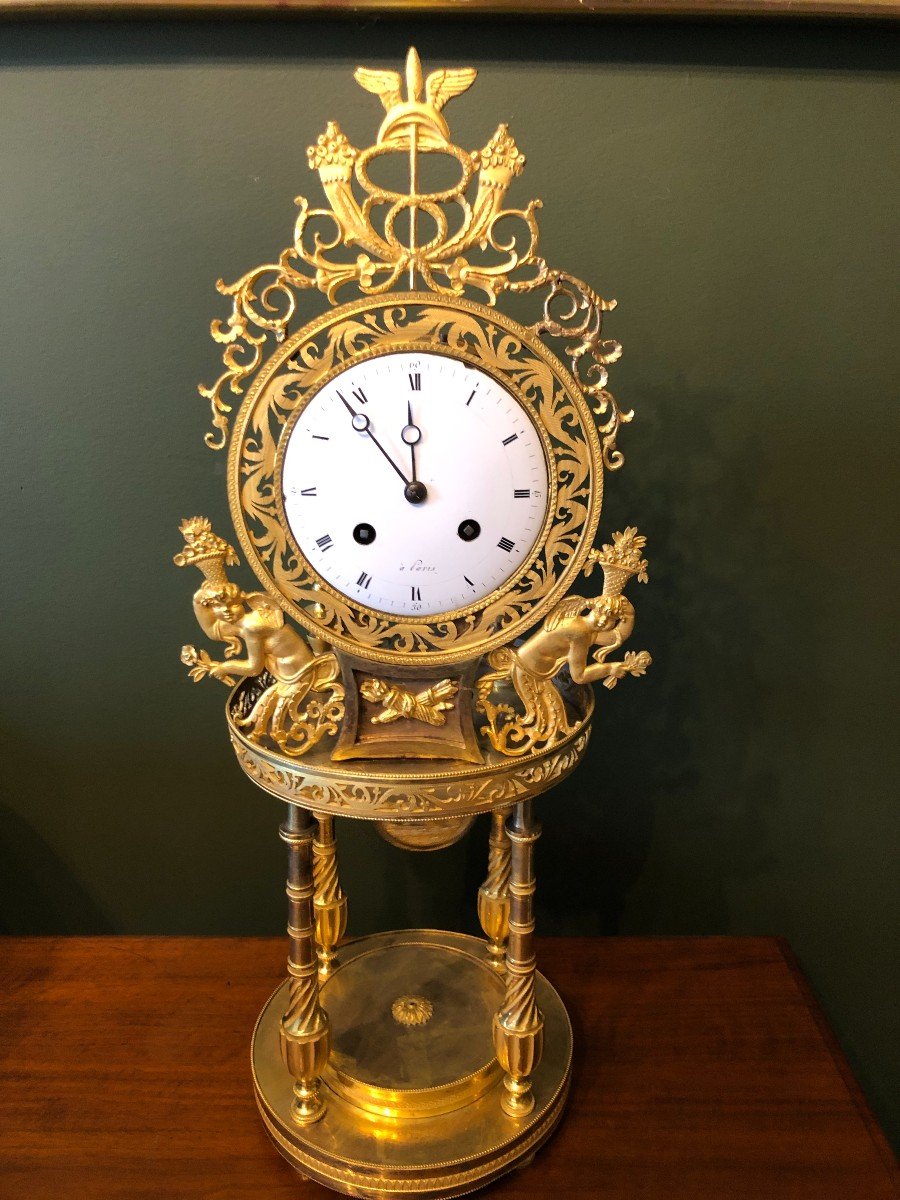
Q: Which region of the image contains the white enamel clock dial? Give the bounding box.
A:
[281,351,550,617]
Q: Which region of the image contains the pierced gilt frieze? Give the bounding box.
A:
[228,727,591,818]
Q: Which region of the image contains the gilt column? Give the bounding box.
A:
[279,803,331,1125]
[492,799,544,1118]
[478,807,512,970]
[312,814,347,979]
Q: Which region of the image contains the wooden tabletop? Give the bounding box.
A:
[0,936,895,1199]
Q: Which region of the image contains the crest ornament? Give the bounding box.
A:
[175,49,653,1198]
[200,46,630,473]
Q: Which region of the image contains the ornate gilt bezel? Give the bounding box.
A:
[272,338,557,622]
[227,293,603,667]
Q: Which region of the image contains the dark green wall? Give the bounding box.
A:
[1,15,897,1147]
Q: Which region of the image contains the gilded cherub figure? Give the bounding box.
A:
[174,518,344,758]
[476,528,651,757]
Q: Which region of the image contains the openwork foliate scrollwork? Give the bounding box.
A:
[229,298,604,666]
[199,47,630,470]
[535,274,632,471]
[229,728,590,817]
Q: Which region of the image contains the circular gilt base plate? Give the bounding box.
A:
[322,940,505,1118]
[252,930,572,1199]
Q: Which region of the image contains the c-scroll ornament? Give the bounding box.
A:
[174,518,344,757]
[476,528,651,757]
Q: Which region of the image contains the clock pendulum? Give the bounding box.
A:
[174,48,652,1198]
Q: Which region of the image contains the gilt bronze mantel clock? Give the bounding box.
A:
[174,48,651,1198]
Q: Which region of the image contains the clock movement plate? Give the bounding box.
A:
[252,929,572,1198]
[227,676,594,822]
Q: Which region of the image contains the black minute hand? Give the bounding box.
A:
[406,400,418,482]
[338,392,409,486]
[401,401,426,504]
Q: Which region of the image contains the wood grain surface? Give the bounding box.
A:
[0,936,896,1199]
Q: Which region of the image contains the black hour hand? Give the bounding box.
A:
[339,392,411,491]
